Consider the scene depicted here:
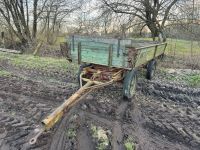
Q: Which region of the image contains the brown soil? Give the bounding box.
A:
[0,62,200,150]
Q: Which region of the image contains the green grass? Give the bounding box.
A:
[184,74,200,87]
[0,51,77,72]
[91,124,109,150]
[159,68,200,87]
[135,38,200,55]
[55,36,66,45]
[66,128,76,139]
[124,138,135,150]
[0,69,12,77]
[166,39,200,55]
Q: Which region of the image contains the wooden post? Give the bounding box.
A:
[33,41,43,56]
[78,42,81,64]
[117,39,120,57]
[163,43,167,55]
[60,42,68,57]
[1,32,5,48]
[72,35,75,51]
[108,44,113,66]
[153,45,158,58]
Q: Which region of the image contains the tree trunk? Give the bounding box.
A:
[32,0,38,39]
[147,22,166,42]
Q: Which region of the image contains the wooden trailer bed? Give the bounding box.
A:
[67,35,167,69]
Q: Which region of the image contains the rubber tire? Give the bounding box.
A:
[123,69,137,101]
[77,64,92,87]
[158,53,165,60]
[146,60,157,80]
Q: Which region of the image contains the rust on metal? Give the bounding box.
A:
[126,47,138,68]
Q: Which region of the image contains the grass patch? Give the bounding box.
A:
[124,138,135,150]
[0,69,11,77]
[159,68,200,87]
[166,39,200,55]
[91,124,109,150]
[0,51,78,73]
[56,36,66,44]
[184,74,200,87]
[66,128,76,139]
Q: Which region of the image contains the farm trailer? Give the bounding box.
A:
[29,35,167,144]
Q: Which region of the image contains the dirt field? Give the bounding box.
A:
[0,55,200,150]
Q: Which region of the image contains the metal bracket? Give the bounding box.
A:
[117,39,120,57]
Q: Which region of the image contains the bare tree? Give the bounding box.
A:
[38,0,82,43]
[100,0,180,41]
[0,0,49,46]
[0,0,82,47]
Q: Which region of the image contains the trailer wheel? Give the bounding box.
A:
[146,59,157,80]
[159,53,165,60]
[123,69,137,101]
[77,64,92,87]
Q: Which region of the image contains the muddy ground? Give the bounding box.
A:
[0,59,200,150]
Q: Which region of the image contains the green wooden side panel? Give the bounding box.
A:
[111,44,127,68]
[69,36,130,68]
[155,45,166,57]
[134,44,166,67]
[135,47,155,67]
[68,35,166,69]
[81,42,110,66]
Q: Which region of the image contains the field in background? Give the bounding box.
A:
[56,36,67,45]
[136,38,200,55]
[166,39,200,56]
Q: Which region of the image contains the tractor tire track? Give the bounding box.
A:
[0,76,76,150]
[136,79,200,149]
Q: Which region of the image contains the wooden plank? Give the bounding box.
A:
[108,45,113,66]
[78,42,81,64]
[69,35,129,68]
[71,35,132,46]
[134,47,155,67]
[0,48,21,54]
[135,43,166,50]
[153,45,158,58]
[72,35,75,51]
[155,44,166,57]
[79,41,111,65]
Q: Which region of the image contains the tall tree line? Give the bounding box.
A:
[0,0,82,46]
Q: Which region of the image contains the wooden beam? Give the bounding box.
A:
[0,48,21,54]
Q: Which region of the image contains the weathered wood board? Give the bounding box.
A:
[0,48,21,54]
[69,35,132,68]
[134,43,166,67]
